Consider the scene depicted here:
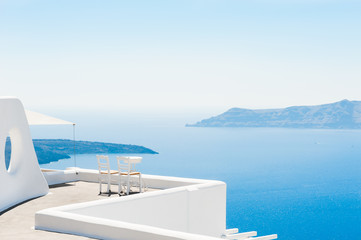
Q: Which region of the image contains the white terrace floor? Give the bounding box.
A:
[0,181,156,240]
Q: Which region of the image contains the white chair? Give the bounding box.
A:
[97,155,118,196]
[116,156,142,195]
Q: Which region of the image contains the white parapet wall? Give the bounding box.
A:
[36,168,226,240]
[41,167,206,189]
[41,168,78,186]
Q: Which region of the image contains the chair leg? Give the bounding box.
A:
[139,174,142,193]
[126,174,130,195]
[107,174,111,196]
[99,176,102,195]
[118,175,121,196]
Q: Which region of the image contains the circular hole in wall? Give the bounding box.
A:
[5,136,12,171]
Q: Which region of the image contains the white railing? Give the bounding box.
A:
[223,228,277,240]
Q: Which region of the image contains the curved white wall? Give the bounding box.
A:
[0,97,49,212]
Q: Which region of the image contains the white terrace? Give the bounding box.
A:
[0,98,277,240]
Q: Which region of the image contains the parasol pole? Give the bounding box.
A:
[73,123,78,174]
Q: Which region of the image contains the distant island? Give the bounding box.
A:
[5,139,158,165]
[187,100,361,129]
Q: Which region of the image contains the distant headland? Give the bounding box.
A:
[5,139,158,165]
[187,100,361,129]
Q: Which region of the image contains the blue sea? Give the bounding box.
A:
[35,111,361,240]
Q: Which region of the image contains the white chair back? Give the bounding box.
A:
[97,155,111,174]
[116,157,131,174]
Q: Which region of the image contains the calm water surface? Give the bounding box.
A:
[38,120,361,240]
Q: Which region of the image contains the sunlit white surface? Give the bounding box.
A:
[0,97,49,212]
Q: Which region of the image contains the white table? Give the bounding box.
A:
[118,156,142,164]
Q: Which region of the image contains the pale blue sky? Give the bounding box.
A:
[1,0,360,113]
